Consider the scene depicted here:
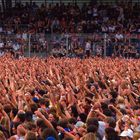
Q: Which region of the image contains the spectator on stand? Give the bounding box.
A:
[85,40,91,57]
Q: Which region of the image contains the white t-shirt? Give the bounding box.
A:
[12,135,24,140]
[101,26,108,32]
[7,30,12,35]
[85,42,91,51]
[115,34,124,40]
[8,41,12,46]
[98,121,106,138]
[0,42,4,48]
[39,37,44,43]
[96,47,102,55]
[109,26,116,32]
[93,8,98,17]
[16,34,22,39]
[0,51,4,57]
[13,43,20,51]
[22,33,27,40]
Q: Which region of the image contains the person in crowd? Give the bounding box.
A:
[85,40,91,58]
[0,1,139,58]
[0,53,139,139]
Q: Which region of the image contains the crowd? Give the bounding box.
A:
[0,1,139,34]
[0,53,139,140]
[0,1,139,57]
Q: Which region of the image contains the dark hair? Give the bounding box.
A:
[98,81,106,89]
[103,109,113,117]
[3,104,12,114]
[17,113,26,122]
[45,99,50,108]
[87,125,98,133]
[101,102,108,110]
[86,93,95,99]
[110,91,118,99]
[110,98,116,104]
[57,119,68,128]
[25,111,33,122]
[105,127,120,140]
[51,121,58,130]
[73,87,80,94]
[86,118,99,128]
[39,98,46,106]
[71,105,78,118]
[132,105,140,110]
[11,108,18,117]
[30,90,35,96]
[30,103,38,113]
[120,108,127,115]
[79,113,87,123]
[88,77,94,83]
[137,97,140,104]
[87,77,94,88]
[36,119,47,131]
[68,118,76,125]
[41,128,59,140]
[38,90,46,96]
[12,122,21,130]
[106,117,116,128]
[62,82,66,88]
[42,80,51,86]
[84,105,91,114]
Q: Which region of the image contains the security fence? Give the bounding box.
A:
[0,32,140,58]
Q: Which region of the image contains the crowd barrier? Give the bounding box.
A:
[0,32,140,58]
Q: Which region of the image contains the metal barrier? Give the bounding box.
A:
[0,33,140,58]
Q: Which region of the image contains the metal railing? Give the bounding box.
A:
[0,32,140,58]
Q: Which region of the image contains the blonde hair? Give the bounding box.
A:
[0,131,6,140]
[80,133,96,140]
[133,132,140,140]
[117,96,124,103]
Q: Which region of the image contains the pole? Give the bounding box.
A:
[28,34,31,57]
[66,34,69,51]
[104,33,107,57]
